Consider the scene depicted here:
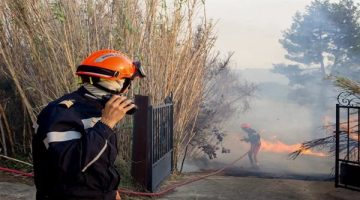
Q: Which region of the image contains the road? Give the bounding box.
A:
[158,176,359,200]
[0,175,359,200]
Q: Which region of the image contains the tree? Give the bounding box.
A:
[280,0,360,160]
[275,0,360,82]
[272,0,360,108]
[279,0,332,77]
[329,0,360,80]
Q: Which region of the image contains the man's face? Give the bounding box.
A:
[117,79,131,94]
[116,79,125,93]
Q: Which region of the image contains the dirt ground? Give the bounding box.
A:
[0,171,359,200]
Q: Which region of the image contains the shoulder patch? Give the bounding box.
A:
[58,100,75,108]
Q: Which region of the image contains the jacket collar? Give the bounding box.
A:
[76,86,104,109]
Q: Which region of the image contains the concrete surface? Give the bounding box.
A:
[158,176,359,200]
[0,176,359,200]
[0,182,35,200]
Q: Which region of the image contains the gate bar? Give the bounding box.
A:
[347,108,350,159]
[335,104,340,187]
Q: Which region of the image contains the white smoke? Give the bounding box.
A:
[184,68,335,178]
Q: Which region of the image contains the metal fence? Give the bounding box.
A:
[149,102,174,192]
[132,95,173,192]
[335,92,360,191]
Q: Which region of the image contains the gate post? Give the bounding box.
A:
[132,95,174,192]
[131,95,151,189]
[335,104,340,188]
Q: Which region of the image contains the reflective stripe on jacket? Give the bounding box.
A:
[32,87,120,200]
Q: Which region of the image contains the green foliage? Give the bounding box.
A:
[280,0,332,68]
[272,0,360,106]
[277,0,360,81]
[283,1,360,159]
[51,2,66,22]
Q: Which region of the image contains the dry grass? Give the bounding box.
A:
[0,0,216,172]
[290,77,360,160]
[334,77,360,95]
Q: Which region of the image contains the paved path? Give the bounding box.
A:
[0,182,35,200]
[0,176,359,200]
[159,176,359,200]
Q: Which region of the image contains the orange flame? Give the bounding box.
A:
[260,139,327,157]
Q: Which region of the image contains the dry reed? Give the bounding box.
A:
[0,0,216,171]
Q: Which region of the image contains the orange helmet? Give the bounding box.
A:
[76,49,145,80]
[241,123,251,129]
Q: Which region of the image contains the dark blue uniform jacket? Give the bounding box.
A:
[242,127,261,145]
[32,87,120,200]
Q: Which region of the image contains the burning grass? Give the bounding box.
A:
[289,120,359,160]
[289,112,359,160]
[290,77,360,160]
[261,139,327,158]
[289,77,360,160]
[289,115,359,159]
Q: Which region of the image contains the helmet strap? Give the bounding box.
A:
[119,78,131,93]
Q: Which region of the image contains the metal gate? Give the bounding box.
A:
[335,92,360,191]
[132,95,173,192]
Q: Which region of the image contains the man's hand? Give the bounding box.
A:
[116,191,121,200]
[100,95,135,129]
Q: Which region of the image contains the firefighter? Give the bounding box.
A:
[32,50,145,200]
[240,123,261,168]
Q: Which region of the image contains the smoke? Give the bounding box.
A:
[186,53,256,164]
[184,68,335,178]
[183,0,360,178]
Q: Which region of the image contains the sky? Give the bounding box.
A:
[205,0,314,69]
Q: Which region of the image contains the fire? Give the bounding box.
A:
[260,139,327,157]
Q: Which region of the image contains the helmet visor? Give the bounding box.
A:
[132,61,146,79]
